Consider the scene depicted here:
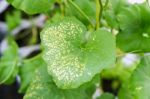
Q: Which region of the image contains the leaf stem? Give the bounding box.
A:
[60,3,65,16]
[31,25,38,44]
[95,0,103,30]
[57,0,65,16]
[67,0,94,27]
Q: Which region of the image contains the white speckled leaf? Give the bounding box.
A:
[41,18,116,89]
[24,66,89,99]
[19,55,46,93]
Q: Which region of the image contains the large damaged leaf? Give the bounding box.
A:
[41,18,116,89]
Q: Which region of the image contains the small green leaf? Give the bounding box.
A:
[41,18,116,89]
[116,4,150,52]
[24,66,90,99]
[128,55,150,99]
[0,39,18,84]
[19,54,46,93]
[7,0,55,14]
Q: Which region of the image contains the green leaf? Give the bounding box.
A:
[109,0,127,14]
[66,0,96,25]
[103,0,127,28]
[0,39,18,84]
[7,0,55,14]
[41,18,116,89]
[104,10,118,29]
[83,74,99,97]
[128,55,150,99]
[116,4,150,52]
[97,93,115,99]
[19,54,46,93]
[24,66,90,99]
[118,84,133,99]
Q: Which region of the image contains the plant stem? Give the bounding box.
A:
[60,3,65,16]
[95,0,103,30]
[31,26,38,44]
[68,0,94,27]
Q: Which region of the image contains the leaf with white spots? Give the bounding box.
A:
[117,4,150,52]
[19,55,46,93]
[24,66,90,99]
[41,18,116,89]
[127,55,150,99]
